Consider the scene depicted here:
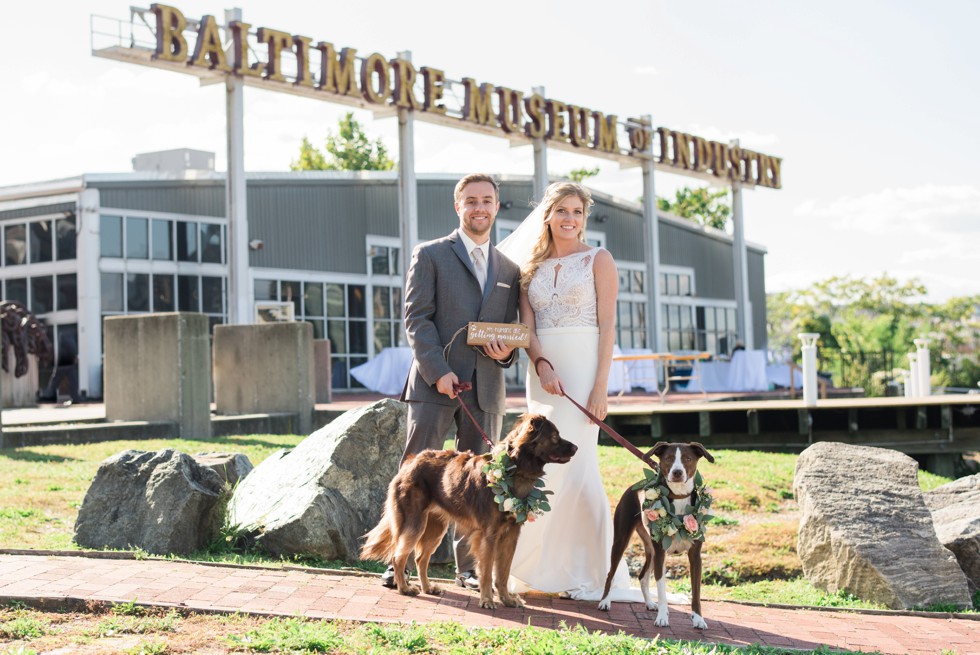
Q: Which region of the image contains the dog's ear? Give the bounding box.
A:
[526,414,548,436]
[689,441,715,463]
[650,441,670,459]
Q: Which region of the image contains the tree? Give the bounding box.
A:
[657,186,731,231]
[290,112,395,171]
[767,274,979,391]
[567,166,600,183]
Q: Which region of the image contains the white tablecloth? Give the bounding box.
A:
[766,363,803,389]
[696,350,769,392]
[350,347,413,395]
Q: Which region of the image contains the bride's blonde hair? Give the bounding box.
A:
[520,182,594,290]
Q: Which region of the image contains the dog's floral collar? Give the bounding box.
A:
[631,469,714,549]
[482,445,553,524]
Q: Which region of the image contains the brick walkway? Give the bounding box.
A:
[0,554,976,654]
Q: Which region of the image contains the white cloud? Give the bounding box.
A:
[633,66,659,75]
[793,184,980,236]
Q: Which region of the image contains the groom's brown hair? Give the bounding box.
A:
[454,173,499,203]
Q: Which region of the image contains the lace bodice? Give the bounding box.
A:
[527,248,599,329]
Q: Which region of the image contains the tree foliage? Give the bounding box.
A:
[657,186,732,231]
[567,166,600,183]
[767,274,979,390]
[290,112,395,172]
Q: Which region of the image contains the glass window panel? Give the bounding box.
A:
[631,270,644,294]
[308,319,324,340]
[617,270,630,293]
[659,273,667,295]
[348,285,366,318]
[56,274,77,311]
[208,316,223,334]
[5,224,26,265]
[30,276,53,314]
[201,276,224,313]
[371,246,389,275]
[125,217,148,259]
[100,273,123,311]
[152,219,172,260]
[374,321,392,351]
[153,274,175,312]
[29,221,53,263]
[619,329,631,349]
[56,215,76,260]
[679,306,692,329]
[668,330,681,351]
[349,319,367,354]
[667,304,680,329]
[373,287,390,319]
[634,329,646,348]
[349,357,367,386]
[127,273,149,312]
[178,275,199,311]
[328,320,347,353]
[394,320,404,346]
[706,333,718,356]
[392,287,402,319]
[280,281,301,317]
[331,357,348,389]
[176,221,198,262]
[100,215,122,258]
[390,248,400,276]
[617,301,631,328]
[679,275,691,297]
[704,306,716,330]
[667,274,679,296]
[304,282,324,316]
[254,279,277,301]
[682,330,695,350]
[200,223,222,263]
[632,303,645,331]
[727,308,737,333]
[326,284,345,317]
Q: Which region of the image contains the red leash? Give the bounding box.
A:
[534,357,658,471]
[452,381,496,449]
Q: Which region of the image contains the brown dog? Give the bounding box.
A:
[598,441,714,629]
[361,413,576,609]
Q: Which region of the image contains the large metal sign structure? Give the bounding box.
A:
[91,4,782,350]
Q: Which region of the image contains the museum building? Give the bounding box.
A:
[0,152,767,399]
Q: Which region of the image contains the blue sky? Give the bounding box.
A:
[3,1,978,302]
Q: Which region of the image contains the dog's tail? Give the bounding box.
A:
[360,515,394,562]
[360,491,397,562]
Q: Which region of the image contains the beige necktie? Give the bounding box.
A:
[472,247,487,291]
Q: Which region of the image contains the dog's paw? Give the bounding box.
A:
[501,594,524,608]
[422,583,443,596]
[692,613,707,630]
[597,598,611,611]
[645,601,657,611]
[398,583,421,597]
[654,611,670,628]
[478,597,497,610]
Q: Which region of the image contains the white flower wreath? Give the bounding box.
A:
[482,445,553,524]
[632,468,714,550]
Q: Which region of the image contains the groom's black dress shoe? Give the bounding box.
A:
[455,570,479,590]
[380,565,410,588]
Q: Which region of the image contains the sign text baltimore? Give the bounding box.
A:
[149,4,781,189]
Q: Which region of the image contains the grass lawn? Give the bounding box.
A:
[0,434,962,612]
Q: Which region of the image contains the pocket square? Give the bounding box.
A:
[496,282,511,288]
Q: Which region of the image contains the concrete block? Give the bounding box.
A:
[314,339,332,404]
[213,323,314,435]
[103,313,211,438]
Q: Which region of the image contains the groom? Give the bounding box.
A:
[383,173,522,590]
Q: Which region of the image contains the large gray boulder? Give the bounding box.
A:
[74,449,227,555]
[794,442,971,609]
[924,473,980,593]
[227,399,405,560]
[193,452,254,488]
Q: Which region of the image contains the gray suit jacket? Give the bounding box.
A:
[401,229,521,414]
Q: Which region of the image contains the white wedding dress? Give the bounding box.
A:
[507,247,643,603]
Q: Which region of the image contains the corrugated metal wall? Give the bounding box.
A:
[660,221,736,300]
[0,201,76,221]
[748,250,768,350]
[94,181,225,217]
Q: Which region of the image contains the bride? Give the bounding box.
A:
[498,181,642,603]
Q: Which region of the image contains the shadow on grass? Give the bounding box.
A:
[0,450,77,463]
